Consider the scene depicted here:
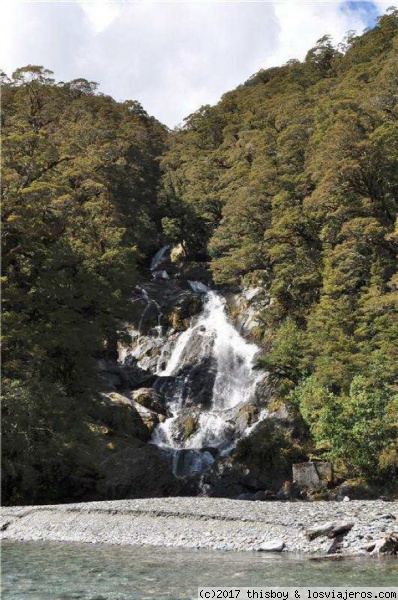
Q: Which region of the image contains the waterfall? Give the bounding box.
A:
[119,246,268,479]
[151,290,263,476]
[150,245,170,271]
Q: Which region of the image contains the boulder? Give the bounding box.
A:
[100,441,181,499]
[90,392,151,442]
[131,388,168,417]
[253,490,277,501]
[167,413,200,443]
[97,358,155,391]
[235,403,260,434]
[292,461,333,489]
[257,540,285,552]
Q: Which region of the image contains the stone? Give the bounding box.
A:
[237,493,254,501]
[235,403,259,434]
[257,540,285,552]
[292,461,333,488]
[131,388,168,417]
[253,490,277,501]
[100,442,180,499]
[91,392,151,442]
[97,358,155,391]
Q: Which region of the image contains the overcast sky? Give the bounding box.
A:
[0,1,391,127]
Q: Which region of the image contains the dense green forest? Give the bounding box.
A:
[159,10,398,483]
[2,10,397,503]
[2,67,167,502]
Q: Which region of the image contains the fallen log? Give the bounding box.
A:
[310,553,365,562]
[305,521,354,541]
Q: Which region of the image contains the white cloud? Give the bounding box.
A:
[0,1,386,127]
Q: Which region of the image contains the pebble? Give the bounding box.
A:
[1,498,397,556]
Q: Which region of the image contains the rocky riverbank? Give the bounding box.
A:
[1,498,397,556]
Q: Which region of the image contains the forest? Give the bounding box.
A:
[2,9,397,504]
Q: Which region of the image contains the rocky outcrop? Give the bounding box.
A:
[129,281,203,335]
[97,358,156,392]
[99,442,181,499]
[89,392,152,442]
[293,461,333,489]
[131,388,168,417]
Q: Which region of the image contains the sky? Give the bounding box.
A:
[0,0,391,127]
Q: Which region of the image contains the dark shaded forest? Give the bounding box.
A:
[2,9,397,504]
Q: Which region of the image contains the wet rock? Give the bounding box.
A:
[182,416,199,440]
[169,413,200,443]
[97,358,155,391]
[121,332,165,373]
[180,356,218,409]
[171,449,215,478]
[131,388,168,417]
[235,403,260,434]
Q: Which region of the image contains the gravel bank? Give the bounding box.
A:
[1,498,397,554]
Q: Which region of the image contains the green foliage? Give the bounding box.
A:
[161,11,398,483]
[2,378,102,505]
[3,11,398,501]
[2,67,167,504]
[258,318,306,395]
[234,420,306,476]
[292,375,397,479]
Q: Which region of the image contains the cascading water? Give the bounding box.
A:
[150,290,263,476]
[118,243,269,480]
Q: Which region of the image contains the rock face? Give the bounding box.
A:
[119,274,270,484]
[293,461,333,489]
[100,442,181,499]
[90,392,151,442]
[131,388,168,417]
[91,249,276,500]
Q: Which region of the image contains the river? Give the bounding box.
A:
[2,540,397,599]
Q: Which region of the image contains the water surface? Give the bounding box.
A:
[2,541,397,599]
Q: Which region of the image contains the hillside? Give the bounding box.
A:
[2,11,397,505]
[160,10,398,486]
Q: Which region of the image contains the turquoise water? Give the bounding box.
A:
[1,540,397,599]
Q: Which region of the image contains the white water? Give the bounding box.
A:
[150,244,170,271]
[188,280,210,294]
[152,291,262,471]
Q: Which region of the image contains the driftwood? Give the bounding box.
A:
[309,553,365,561]
[305,521,354,541]
[362,533,398,555]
